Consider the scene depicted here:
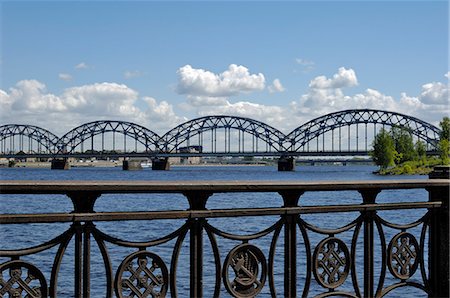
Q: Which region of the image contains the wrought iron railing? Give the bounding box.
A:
[0,175,448,297]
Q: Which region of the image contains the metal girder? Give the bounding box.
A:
[286,109,441,152]
[0,109,442,156]
[57,120,161,153]
[161,115,286,152]
[0,124,59,153]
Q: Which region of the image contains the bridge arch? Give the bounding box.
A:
[286,109,441,152]
[0,124,59,154]
[161,115,287,153]
[57,120,161,154]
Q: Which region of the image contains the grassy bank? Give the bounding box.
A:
[377,157,445,175]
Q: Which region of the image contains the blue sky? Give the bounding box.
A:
[0,1,448,135]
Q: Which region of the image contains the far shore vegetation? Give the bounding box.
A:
[370,116,450,175]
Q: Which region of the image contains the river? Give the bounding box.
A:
[0,165,429,297]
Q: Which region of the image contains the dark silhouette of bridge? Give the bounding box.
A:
[0,109,442,170]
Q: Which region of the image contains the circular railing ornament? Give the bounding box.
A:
[387,232,419,280]
[115,251,169,298]
[313,237,350,289]
[0,260,48,297]
[222,243,267,297]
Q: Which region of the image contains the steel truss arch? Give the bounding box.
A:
[0,124,59,153]
[57,120,161,153]
[286,109,441,152]
[161,115,287,152]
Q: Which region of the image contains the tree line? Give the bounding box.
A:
[371,117,450,172]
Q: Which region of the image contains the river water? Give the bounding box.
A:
[0,165,430,297]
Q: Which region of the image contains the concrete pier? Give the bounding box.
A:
[122,160,143,171]
[278,156,295,171]
[152,157,170,170]
[51,159,70,170]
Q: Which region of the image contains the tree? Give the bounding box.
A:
[438,117,450,164]
[439,116,450,141]
[438,139,449,165]
[371,129,396,169]
[391,127,416,163]
[415,140,426,161]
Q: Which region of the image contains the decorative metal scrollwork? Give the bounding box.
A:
[114,251,169,298]
[388,232,419,280]
[223,243,267,297]
[0,260,48,297]
[313,237,350,289]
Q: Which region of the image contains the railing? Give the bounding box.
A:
[0,176,448,297]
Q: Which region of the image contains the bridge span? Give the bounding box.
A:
[0,109,441,171]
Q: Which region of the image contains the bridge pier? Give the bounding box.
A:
[122,160,143,171]
[278,156,295,171]
[152,157,170,171]
[51,158,70,170]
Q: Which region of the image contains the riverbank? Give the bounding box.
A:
[375,158,446,175]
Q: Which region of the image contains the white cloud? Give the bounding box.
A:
[58,73,73,81]
[419,82,449,105]
[268,79,285,93]
[290,68,448,126]
[9,80,67,112]
[124,70,143,79]
[176,64,265,98]
[75,62,89,69]
[1,69,448,137]
[187,96,229,107]
[61,82,139,115]
[196,100,288,130]
[309,67,358,89]
[0,81,183,135]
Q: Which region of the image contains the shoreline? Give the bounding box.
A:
[2,161,272,169]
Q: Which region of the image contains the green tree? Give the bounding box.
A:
[391,127,416,163]
[438,139,449,165]
[439,116,450,141]
[371,129,396,169]
[438,117,450,164]
[415,140,426,162]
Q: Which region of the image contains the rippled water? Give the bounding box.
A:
[0,165,429,297]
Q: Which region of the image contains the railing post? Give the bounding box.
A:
[185,191,212,298]
[428,166,449,298]
[74,222,83,297]
[279,190,304,297]
[359,188,380,298]
[68,191,100,298]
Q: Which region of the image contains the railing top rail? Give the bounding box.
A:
[0,179,448,194]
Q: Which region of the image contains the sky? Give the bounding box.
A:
[0,0,448,136]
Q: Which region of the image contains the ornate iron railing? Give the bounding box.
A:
[0,176,448,297]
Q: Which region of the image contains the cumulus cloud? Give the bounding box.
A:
[176,64,265,98]
[268,79,285,93]
[419,82,449,105]
[197,100,289,130]
[187,96,229,107]
[0,80,183,135]
[290,69,449,126]
[293,68,398,118]
[2,68,448,137]
[9,80,67,112]
[309,67,358,89]
[58,73,73,81]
